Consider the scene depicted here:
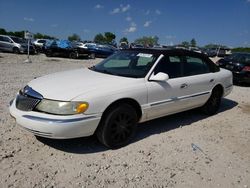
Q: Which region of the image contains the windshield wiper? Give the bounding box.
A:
[90,67,117,76]
[89,67,140,78]
[100,69,119,76]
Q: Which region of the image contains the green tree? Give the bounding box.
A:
[68,33,81,41]
[204,44,228,49]
[0,28,7,35]
[14,31,25,38]
[181,41,190,48]
[104,32,116,43]
[34,33,44,39]
[34,33,54,39]
[134,36,159,47]
[153,36,159,45]
[232,47,250,53]
[119,37,128,44]
[94,32,116,44]
[190,38,196,47]
[34,33,55,39]
[94,33,106,43]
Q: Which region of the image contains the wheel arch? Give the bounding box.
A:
[100,98,142,123]
[12,47,20,53]
[212,84,224,97]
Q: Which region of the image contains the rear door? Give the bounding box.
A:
[179,55,216,109]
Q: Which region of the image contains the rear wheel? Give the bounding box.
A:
[201,87,222,115]
[96,104,138,148]
[89,53,95,59]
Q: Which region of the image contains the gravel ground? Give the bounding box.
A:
[0,52,250,188]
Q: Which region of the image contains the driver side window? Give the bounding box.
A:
[154,56,182,79]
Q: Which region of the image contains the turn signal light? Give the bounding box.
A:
[76,103,89,113]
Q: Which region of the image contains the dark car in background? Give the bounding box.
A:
[217,52,250,83]
[0,35,35,54]
[205,47,231,58]
[71,42,95,59]
[44,40,92,59]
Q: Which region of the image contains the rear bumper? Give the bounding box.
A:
[9,99,101,139]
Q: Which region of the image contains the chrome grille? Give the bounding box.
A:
[16,94,41,111]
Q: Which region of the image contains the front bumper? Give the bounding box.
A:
[9,98,101,139]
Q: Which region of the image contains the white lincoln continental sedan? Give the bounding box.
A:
[9,49,233,148]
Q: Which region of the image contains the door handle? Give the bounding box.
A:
[180,83,188,89]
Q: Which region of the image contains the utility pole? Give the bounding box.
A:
[24,31,33,63]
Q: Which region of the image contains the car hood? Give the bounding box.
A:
[28,68,139,101]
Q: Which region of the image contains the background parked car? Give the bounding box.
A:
[217,52,250,83]
[44,40,92,59]
[0,34,35,54]
[32,39,49,53]
[130,43,144,49]
[84,43,118,58]
[71,42,95,59]
[119,41,129,49]
[206,47,232,58]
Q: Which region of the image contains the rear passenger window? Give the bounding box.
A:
[184,56,210,76]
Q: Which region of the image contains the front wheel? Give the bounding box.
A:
[96,104,138,149]
[201,88,222,115]
[69,51,78,59]
[13,47,20,54]
[45,50,53,57]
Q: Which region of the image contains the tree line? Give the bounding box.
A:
[1,28,250,52]
[0,28,55,39]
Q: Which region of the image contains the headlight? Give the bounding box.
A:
[35,99,89,115]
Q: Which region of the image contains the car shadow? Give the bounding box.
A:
[37,98,238,154]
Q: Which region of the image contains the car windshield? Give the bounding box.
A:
[90,51,159,78]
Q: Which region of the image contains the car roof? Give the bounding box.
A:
[122,48,208,58]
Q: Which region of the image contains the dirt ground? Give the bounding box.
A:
[0,52,249,188]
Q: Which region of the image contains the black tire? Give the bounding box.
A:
[96,104,138,149]
[201,87,222,115]
[69,52,78,59]
[45,51,53,57]
[13,47,20,54]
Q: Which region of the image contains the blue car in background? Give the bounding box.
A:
[84,43,118,58]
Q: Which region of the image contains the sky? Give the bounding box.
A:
[0,0,250,47]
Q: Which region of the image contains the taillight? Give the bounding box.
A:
[242,66,250,72]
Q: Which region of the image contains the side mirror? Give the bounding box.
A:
[149,72,169,82]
